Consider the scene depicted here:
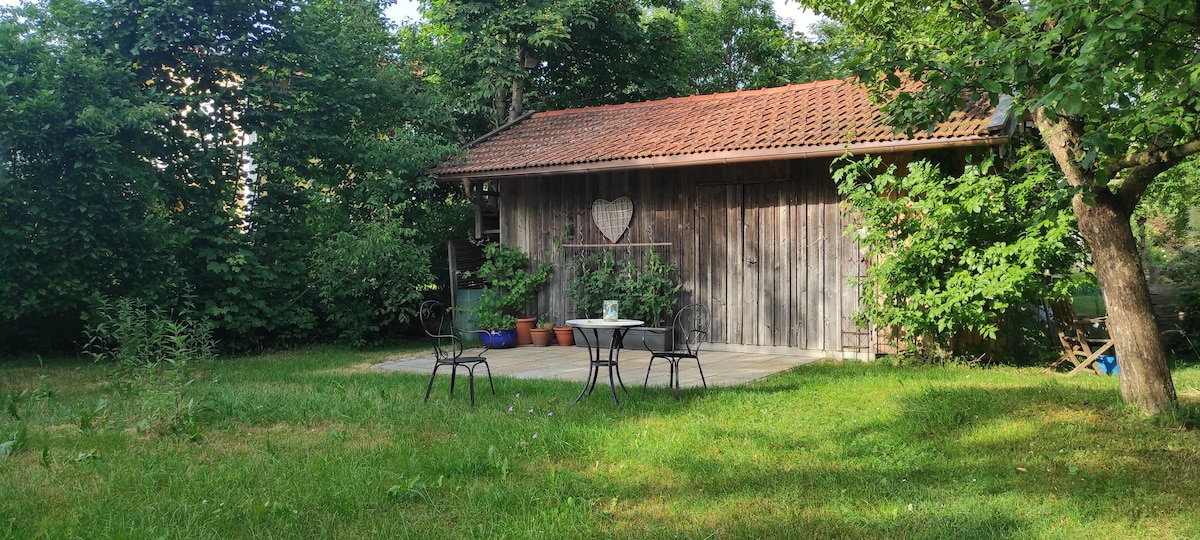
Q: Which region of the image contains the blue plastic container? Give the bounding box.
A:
[1095,354,1119,375]
[481,329,518,349]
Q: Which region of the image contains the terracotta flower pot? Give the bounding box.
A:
[515,317,536,345]
[529,327,553,347]
[553,326,575,346]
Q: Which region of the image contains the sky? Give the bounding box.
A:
[385,0,824,34]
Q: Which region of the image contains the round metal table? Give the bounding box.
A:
[565,319,644,405]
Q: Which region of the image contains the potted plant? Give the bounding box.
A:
[473,289,518,348]
[530,315,554,347]
[564,249,680,350]
[565,251,619,347]
[471,243,552,348]
[515,316,538,345]
[617,249,681,351]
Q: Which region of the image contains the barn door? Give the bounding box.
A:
[695,184,742,345]
[695,183,795,347]
[742,182,792,347]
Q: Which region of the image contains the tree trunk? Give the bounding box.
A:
[1073,193,1177,415]
[508,78,524,123]
[492,82,508,129]
[508,47,526,124]
[1034,110,1177,415]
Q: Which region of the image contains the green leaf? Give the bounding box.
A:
[1080,148,1098,170]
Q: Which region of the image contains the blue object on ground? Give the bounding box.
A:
[482,329,518,349]
[1096,354,1118,375]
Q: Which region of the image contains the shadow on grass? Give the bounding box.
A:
[586,368,1200,538]
[32,348,1191,539]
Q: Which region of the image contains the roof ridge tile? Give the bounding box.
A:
[537,79,848,118]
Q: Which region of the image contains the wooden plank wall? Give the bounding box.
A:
[497,157,866,354]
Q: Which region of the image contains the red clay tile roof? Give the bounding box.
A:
[435,79,1010,179]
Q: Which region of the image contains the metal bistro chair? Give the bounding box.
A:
[419,300,494,405]
[642,303,710,400]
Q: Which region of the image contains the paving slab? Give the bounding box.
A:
[372,344,824,390]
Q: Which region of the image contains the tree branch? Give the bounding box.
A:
[1108,140,1200,175]
[1109,139,1200,210]
[973,0,1011,30]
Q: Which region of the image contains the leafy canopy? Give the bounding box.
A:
[802,0,1200,184]
[411,0,843,138]
[802,0,1196,414]
[1,0,470,353]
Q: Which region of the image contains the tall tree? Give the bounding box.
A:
[413,0,843,139]
[2,0,468,352]
[677,0,835,93]
[801,0,1199,414]
[420,0,589,130]
[237,0,462,346]
[531,2,694,109]
[0,2,181,352]
[73,0,292,344]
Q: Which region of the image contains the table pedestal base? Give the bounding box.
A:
[574,327,631,406]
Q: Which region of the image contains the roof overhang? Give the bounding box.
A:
[435,134,1008,181]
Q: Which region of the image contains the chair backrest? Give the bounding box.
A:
[1051,299,1108,344]
[419,300,447,337]
[419,300,459,360]
[674,303,710,354]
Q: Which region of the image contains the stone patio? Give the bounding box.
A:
[372,344,827,391]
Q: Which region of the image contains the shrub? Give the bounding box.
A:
[471,243,552,329]
[565,250,620,318]
[309,221,434,344]
[835,150,1086,360]
[83,296,216,370]
[614,249,681,325]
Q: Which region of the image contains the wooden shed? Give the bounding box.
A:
[435,79,1013,358]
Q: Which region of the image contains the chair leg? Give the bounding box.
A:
[642,356,657,393]
[424,363,441,403]
[449,365,458,396]
[468,365,476,406]
[694,358,707,390]
[483,362,495,396]
[670,359,681,400]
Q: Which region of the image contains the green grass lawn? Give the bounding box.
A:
[2,345,1199,539]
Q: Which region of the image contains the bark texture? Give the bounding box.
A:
[1073,193,1177,414]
